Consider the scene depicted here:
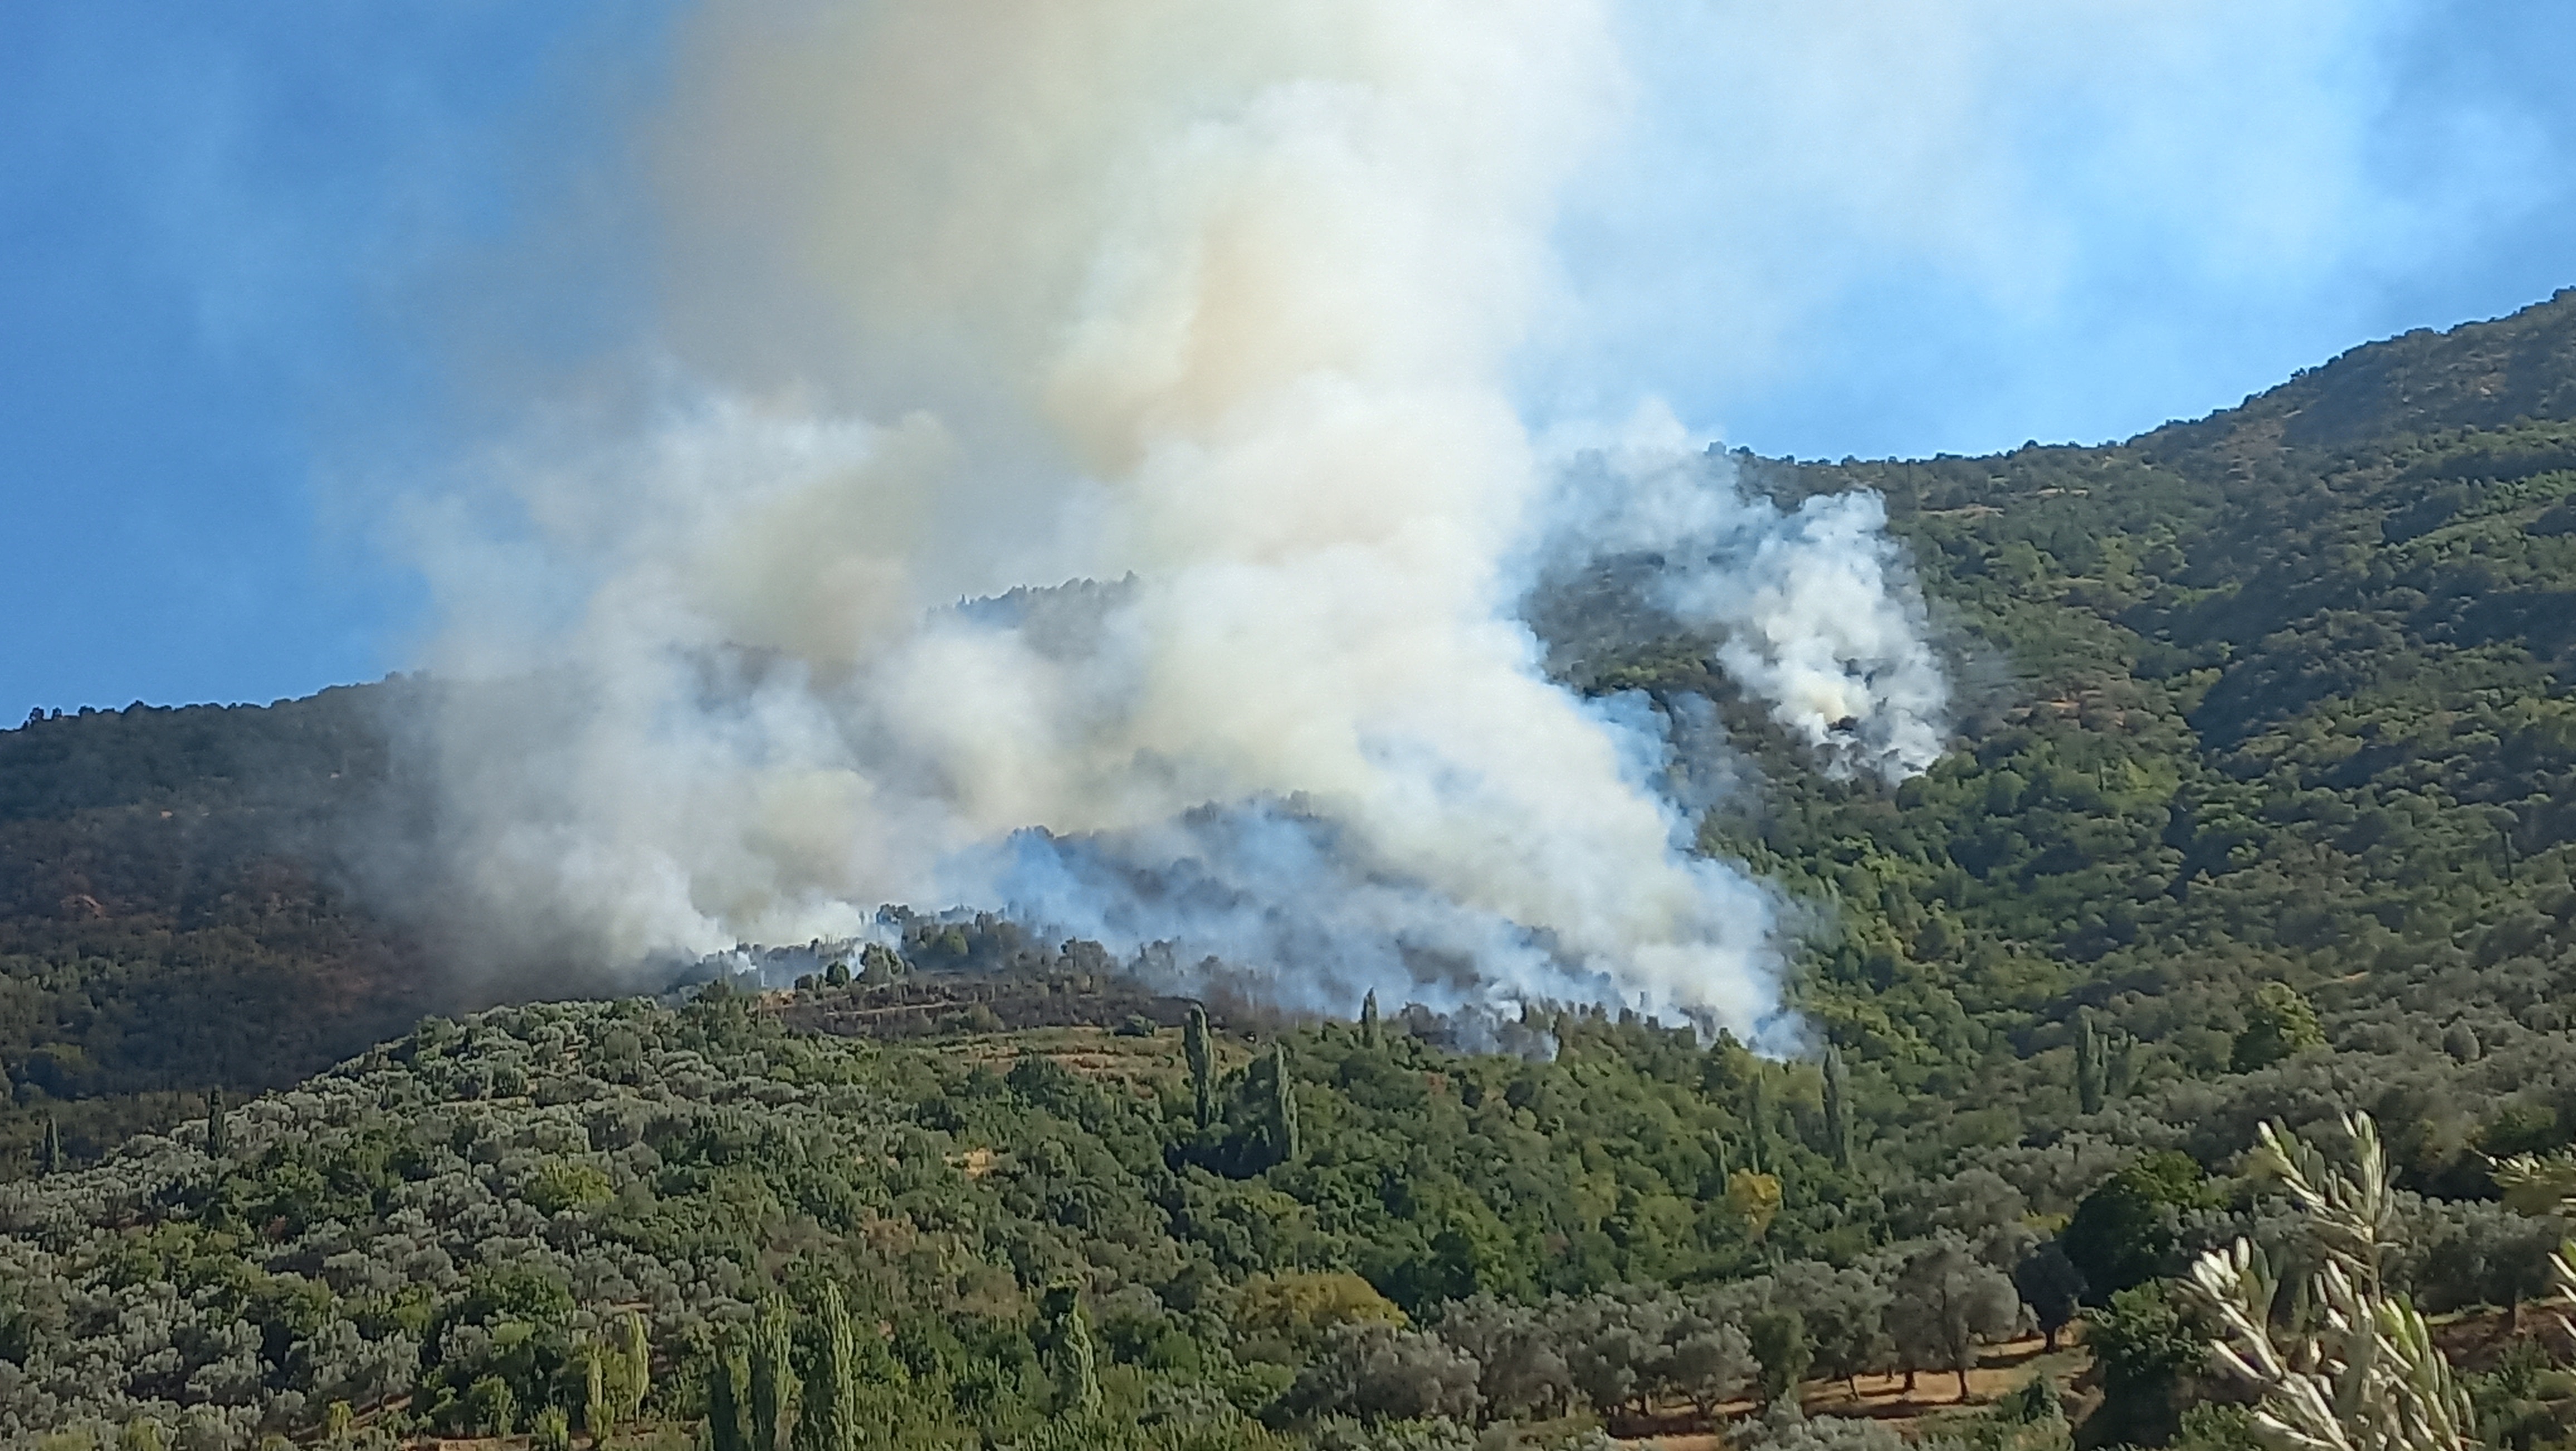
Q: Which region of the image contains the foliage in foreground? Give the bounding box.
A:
[13,989,2576,1447]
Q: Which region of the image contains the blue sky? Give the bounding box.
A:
[3,1,2572,720]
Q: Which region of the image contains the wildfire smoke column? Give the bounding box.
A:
[406,0,1946,1036]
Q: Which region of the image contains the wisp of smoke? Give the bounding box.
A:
[398,1,1950,1038]
[1531,408,1950,782]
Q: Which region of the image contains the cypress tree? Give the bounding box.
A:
[2075,1009,2106,1115]
[1746,1069,1772,1175]
[749,1299,800,1451]
[708,1341,752,1451]
[1822,1045,1853,1171]
[1272,1041,1300,1166]
[1360,990,1380,1048]
[205,1089,228,1158]
[799,1282,861,1451]
[1184,1004,1214,1129]
[583,1347,609,1443]
[1041,1284,1101,1418]
[619,1310,651,1424]
[40,1114,61,1176]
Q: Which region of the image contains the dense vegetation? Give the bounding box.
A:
[1687,289,2576,1192]
[6,977,2569,1449]
[4,289,2576,1447]
[0,686,441,1173]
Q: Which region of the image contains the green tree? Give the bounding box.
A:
[709,1341,753,1451]
[1040,1283,1102,1418]
[531,1404,571,1451]
[1822,1046,1853,1171]
[799,1282,861,1451]
[1272,1041,1301,1166]
[2012,1243,2086,1352]
[2089,1282,2206,1447]
[2063,1151,2208,1301]
[1747,1070,1774,1175]
[584,1346,610,1444]
[857,942,901,986]
[39,1114,60,1177]
[205,1088,227,1158]
[750,1298,801,1451]
[1748,1307,1813,1405]
[619,1310,651,1423]
[2074,1009,2106,1116]
[466,1374,516,1438]
[1233,1272,1406,1355]
[1360,989,1381,1049]
[1888,1240,2021,1401]
[526,1160,613,1215]
[2231,982,2325,1073]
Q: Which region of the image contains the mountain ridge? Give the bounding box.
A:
[2146,285,2576,465]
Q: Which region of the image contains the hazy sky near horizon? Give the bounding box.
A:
[3,0,2572,721]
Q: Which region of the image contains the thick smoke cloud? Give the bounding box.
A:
[398,1,1950,1035]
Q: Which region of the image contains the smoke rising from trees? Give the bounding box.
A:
[397,1,1949,1033]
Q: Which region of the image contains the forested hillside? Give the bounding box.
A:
[0,686,440,1170]
[1669,286,2576,1186]
[5,290,2576,1448]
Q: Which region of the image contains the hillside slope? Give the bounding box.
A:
[6,291,2576,1446]
[0,688,440,1168]
[1604,289,2576,1181]
[3,289,2574,1190]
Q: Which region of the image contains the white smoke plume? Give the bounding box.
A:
[1532,408,1951,781]
[397,0,1950,1036]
